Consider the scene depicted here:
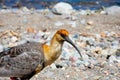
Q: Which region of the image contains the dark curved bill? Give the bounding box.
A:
[64,36,82,58]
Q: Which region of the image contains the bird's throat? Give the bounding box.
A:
[43,36,63,66]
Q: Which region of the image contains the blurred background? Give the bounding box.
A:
[0,0,120,10]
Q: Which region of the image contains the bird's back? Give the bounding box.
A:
[0,42,44,77]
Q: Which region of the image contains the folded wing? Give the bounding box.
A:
[0,42,44,77]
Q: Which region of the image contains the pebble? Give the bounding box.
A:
[100,32,107,37]
[27,27,35,33]
[109,55,118,63]
[85,26,92,30]
[34,31,45,39]
[0,44,3,52]
[92,47,102,54]
[50,63,57,70]
[86,37,95,46]
[54,21,64,27]
[80,19,86,25]
[87,21,93,25]
[11,36,18,42]
[100,10,107,14]
[21,7,30,12]
[115,49,120,57]
[79,10,87,15]
[71,16,77,21]
[69,56,77,63]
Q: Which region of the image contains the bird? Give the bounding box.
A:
[0,29,82,80]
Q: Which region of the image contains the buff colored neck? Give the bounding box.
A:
[43,34,64,67]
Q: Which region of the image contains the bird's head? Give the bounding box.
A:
[55,29,82,58]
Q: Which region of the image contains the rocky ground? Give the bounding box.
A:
[0,5,120,80]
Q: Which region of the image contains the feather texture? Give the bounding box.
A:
[0,42,44,77]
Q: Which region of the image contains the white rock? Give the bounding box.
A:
[11,36,18,42]
[79,10,87,15]
[109,55,117,63]
[52,2,73,15]
[34,31,45,39]
[100,10,107,14]
[80,19,86,24]
[50,63,57,70]
[54,21,64,27]
[105,6,120,15]
[0,44,3,52]
[21,7,30,12]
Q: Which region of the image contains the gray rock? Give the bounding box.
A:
[80,19,86,25]
[109,55,118,63]
[86,37,96,46]
[72,34,79,39]
[0,44,3,52]
[79,10,87,15]
[52,2,74,15]
[54,21,64,27]
[105,6,120,15]
[115,49,120,57]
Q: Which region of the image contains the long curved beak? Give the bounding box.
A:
[64,36,82,59]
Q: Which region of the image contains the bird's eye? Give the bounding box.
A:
[60,34,65,38]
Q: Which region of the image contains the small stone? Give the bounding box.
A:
[86,38,95,46]
[115,49,120,57]
[34,31,45,39]
[78,42,87,48]
[69,56,77,63]
[66,74,70,78]
[109,55,117,63]
[103,71,109,75]
[11,36,18,42]
[8,42,17,47]
[10,31,19,37]
[54,21,64,27]
[92,47,102,54]
[50,63,57,70]
[79,10,87,15]
[100,32,107,37]
[72,34,79,39]
[100,10,107,14]
[87,63,94,69]
[71,16,77,21]
[21,7,30,12]
[0,44,3,52]
[27,27,35,33]
[85,26,92,30]
[87,21,93,25]
[80,19,86,25]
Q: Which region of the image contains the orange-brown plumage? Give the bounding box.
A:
[0,29,82,80]
[57,29,69,36]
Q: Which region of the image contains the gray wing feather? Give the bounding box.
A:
[0,42,44,77]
